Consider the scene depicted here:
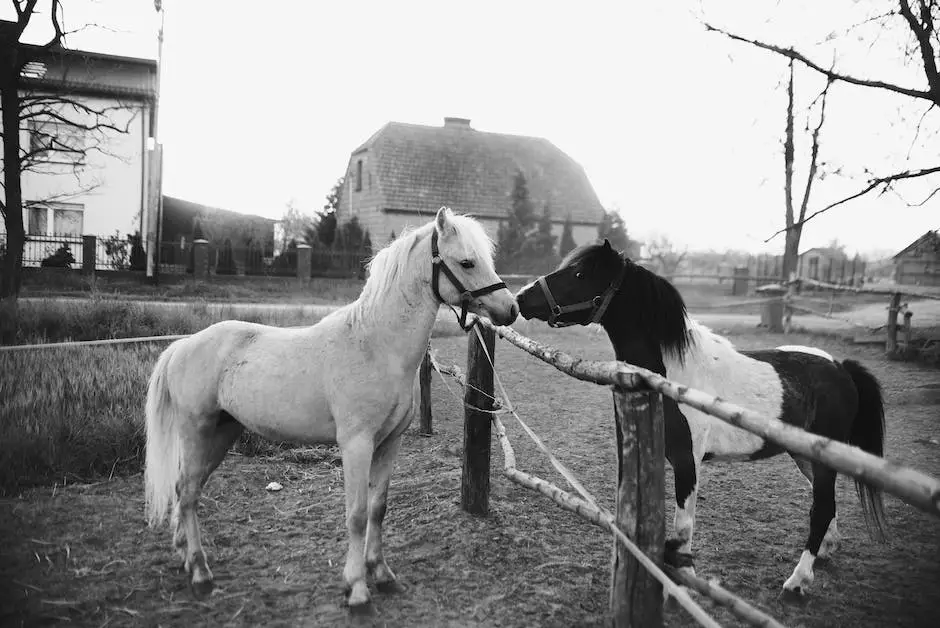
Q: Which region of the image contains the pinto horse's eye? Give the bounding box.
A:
[460,260,475,269]
[575,272,584,280]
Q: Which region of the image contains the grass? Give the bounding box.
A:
[20,269,368,304]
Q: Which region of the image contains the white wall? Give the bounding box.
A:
[17,93,149,239]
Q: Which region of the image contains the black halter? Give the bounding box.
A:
[431,230,507,331]
[537,256,628,328]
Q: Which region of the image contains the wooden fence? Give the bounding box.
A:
[777,276,940,355]
[417,317,940,628]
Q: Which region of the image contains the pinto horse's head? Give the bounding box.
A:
[516,239,692,363]
[516,239,625,327]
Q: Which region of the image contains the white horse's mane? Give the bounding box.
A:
[354,211,494,315]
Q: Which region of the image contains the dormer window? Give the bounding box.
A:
[355,160,363,192]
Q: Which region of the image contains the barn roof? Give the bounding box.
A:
[352,119,605,224]
[893,230,940,260]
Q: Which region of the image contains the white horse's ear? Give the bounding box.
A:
[435,206,455,236]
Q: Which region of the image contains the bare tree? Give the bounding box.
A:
[646,235,688,277]
[706,0,940,239]
[781,61,834,280]
[1,0,134,300]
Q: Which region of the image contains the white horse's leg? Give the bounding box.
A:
[365,434,404,592]
[176,414,243,599]
[340,434,375,611]
[173,415,243,563]
[791,456,840,559]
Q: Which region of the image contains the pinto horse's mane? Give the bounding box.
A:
[566,245,693,362]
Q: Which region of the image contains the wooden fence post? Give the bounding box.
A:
[886,292,902,355]
[462,325,495,515]
[903,311,914,355]
[419,348,433,435]
[610,388,665,628]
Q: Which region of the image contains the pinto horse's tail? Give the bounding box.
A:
[145,340,184,528]
[842,359,889,542]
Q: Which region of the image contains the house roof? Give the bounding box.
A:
[800,247,849,260]
[893,230,940,260]
[351,120,605,224]
[162,195,275,225]
[17,44,157,103]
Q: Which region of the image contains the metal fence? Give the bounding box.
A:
[157,240,371,278]
[0,233,144,271]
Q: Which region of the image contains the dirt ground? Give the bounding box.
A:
[1,324,939,627]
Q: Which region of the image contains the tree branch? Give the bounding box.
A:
[898,0,940,97]
[783,61,795,230]
[797,75,834,225]
[704,22,939,105]
[765,165,940,242]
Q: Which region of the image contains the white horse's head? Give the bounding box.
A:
[431,207,518,326]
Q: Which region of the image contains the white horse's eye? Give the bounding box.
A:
[460,260,475,269]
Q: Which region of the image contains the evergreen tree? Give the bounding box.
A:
[341,216,365,250]
[318,212,338,247]
[496,171,537,271]
[597,209,640,258]
[520,203,558,272]
[559,214,577,258]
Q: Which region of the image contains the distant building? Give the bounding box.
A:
[798,247,850,281]
[13,44,158,241]
[335,117,605,247]
[893,230,940,287]
[159,195,276,273]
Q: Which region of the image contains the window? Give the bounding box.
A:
[355,160,363,192]
[28,119,86,163]
[808,257,819,280]
[26,202,84,236]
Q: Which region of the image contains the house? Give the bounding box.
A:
[797,247,850,282]
[335,118,605,247]
[893,230,940,287]
[159,195,276,273]
[12,45,158,249]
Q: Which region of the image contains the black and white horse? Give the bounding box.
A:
[515,240,888,595]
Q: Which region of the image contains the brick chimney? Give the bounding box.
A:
[443,117,472,129]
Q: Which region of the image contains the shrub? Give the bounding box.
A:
[40,243,76,268]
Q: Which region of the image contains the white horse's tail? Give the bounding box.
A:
[145,341,183,528]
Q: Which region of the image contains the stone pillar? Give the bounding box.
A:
[193,239,209,281]
[731,266,749,296]
[296,243,311,283]
[757,285,786,333]
[82,235,96,274]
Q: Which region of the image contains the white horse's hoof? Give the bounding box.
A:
[346,579,372,608]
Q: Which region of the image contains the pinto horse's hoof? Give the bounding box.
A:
[375,579,407,595]
[779,586,808,603]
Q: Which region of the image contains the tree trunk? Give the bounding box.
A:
[782,225,801,281]
[1,67,26,302]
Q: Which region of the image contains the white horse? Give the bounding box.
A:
[144,207,518,613]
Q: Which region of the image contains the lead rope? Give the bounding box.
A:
[472,324,599,510]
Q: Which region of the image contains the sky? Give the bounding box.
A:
[9,0,939,257]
